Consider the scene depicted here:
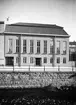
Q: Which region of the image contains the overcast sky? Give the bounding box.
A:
[0,0,76,41]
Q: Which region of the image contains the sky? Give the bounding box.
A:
[0,0,76,41]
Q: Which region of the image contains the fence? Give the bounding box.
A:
[0,65,76,72]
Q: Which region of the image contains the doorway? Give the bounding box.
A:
[6,57,14,66]
[35,58,41,66]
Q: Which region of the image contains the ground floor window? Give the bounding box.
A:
[57,57,60,63]
[50,57,53,63]
[63,57,66,63]
[23,57,27,63]
[44,57,47,63]
[30,57,34,63]
[16,57,19,63]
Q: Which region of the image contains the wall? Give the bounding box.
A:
[0,72,75,88]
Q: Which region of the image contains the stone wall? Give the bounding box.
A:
[0,72,75,88]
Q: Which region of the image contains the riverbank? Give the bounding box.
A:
[0,85,76,105]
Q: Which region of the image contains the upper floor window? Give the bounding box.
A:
[16,39,19,53]
[50,39,53,54]
[23,40,27,53]
[30,40,34,54]
[44,40,47,54]
[37,40,40,54]
[56,41,60,54]
[8,39,13,53]
[63,41,67,55]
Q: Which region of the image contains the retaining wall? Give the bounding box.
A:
[0,72,75,88]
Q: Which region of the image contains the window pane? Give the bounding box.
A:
[50,39,53,54]
[16,39,19,53]
[56,41,60,54]
[44,57,47,63]
[23,57,27,63]
[16,57,19,63]
[30,57,34,63]
[50,57,53,63]
[44,40,47,54]
[57,57,60,63]
[63,41,67,54]
[37,40,40,54]
[23,40,27,53]
[8,39,13,53]
[30,40,34,53]
[63,58,66,63]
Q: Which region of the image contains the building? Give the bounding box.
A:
[69,41,76,67]
[0,21,70,67]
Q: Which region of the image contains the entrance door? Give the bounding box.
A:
[35,58,41,66]
[6,57,14,66]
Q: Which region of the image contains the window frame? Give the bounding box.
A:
[23,39,27,53]
[37,40,40,54]
[16,39,19,53]
[44,57,47,63]
[30,40,34,54]
[44,40,47,54]
[57,57,60,63]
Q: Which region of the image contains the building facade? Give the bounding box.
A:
[0,21,70,67]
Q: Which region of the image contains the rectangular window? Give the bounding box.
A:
[50,57,53,63]
[57,57,60,63]
[56,41,60,54]
[63,41,67,55]
[63,58,66,63]
[23,57,27,63]
[16,57,19,63]
[8,39,13,53]
[50,39,53,54]
[16,39,19,53]
[23,40,27,53]
[37,40,40,54]
[44,57,47,63]
[30,57,34,63]
[30,40,34,54]
[44,40,47,54]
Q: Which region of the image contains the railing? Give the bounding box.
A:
[0,65,76,72]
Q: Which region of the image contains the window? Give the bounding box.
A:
[44,40,47,54]
[16,57,19,63]
[63,58,66,63]
[50,57,53,63]
[37,40,40,54]
[56,41,60,54]
[63,41,67,55]
[44,57,47,63]
[30,40,34,53]
[30,57,34,63]
[50,39,53,54]
[57,57,60,63]
[8,39,13,53]
[23,57,27,63]
[16,39,19,53]
[23,40,27,53]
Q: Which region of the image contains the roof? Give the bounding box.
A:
[4,22,68,36]
[69,41,76,45]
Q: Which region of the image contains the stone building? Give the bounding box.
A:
[0,21,70,67]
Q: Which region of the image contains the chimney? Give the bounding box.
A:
[0,21,5,33]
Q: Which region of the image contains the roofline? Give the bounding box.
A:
[3,32,70,38]
[8,23,63,28]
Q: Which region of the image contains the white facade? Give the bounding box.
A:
[0,22,70,67]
